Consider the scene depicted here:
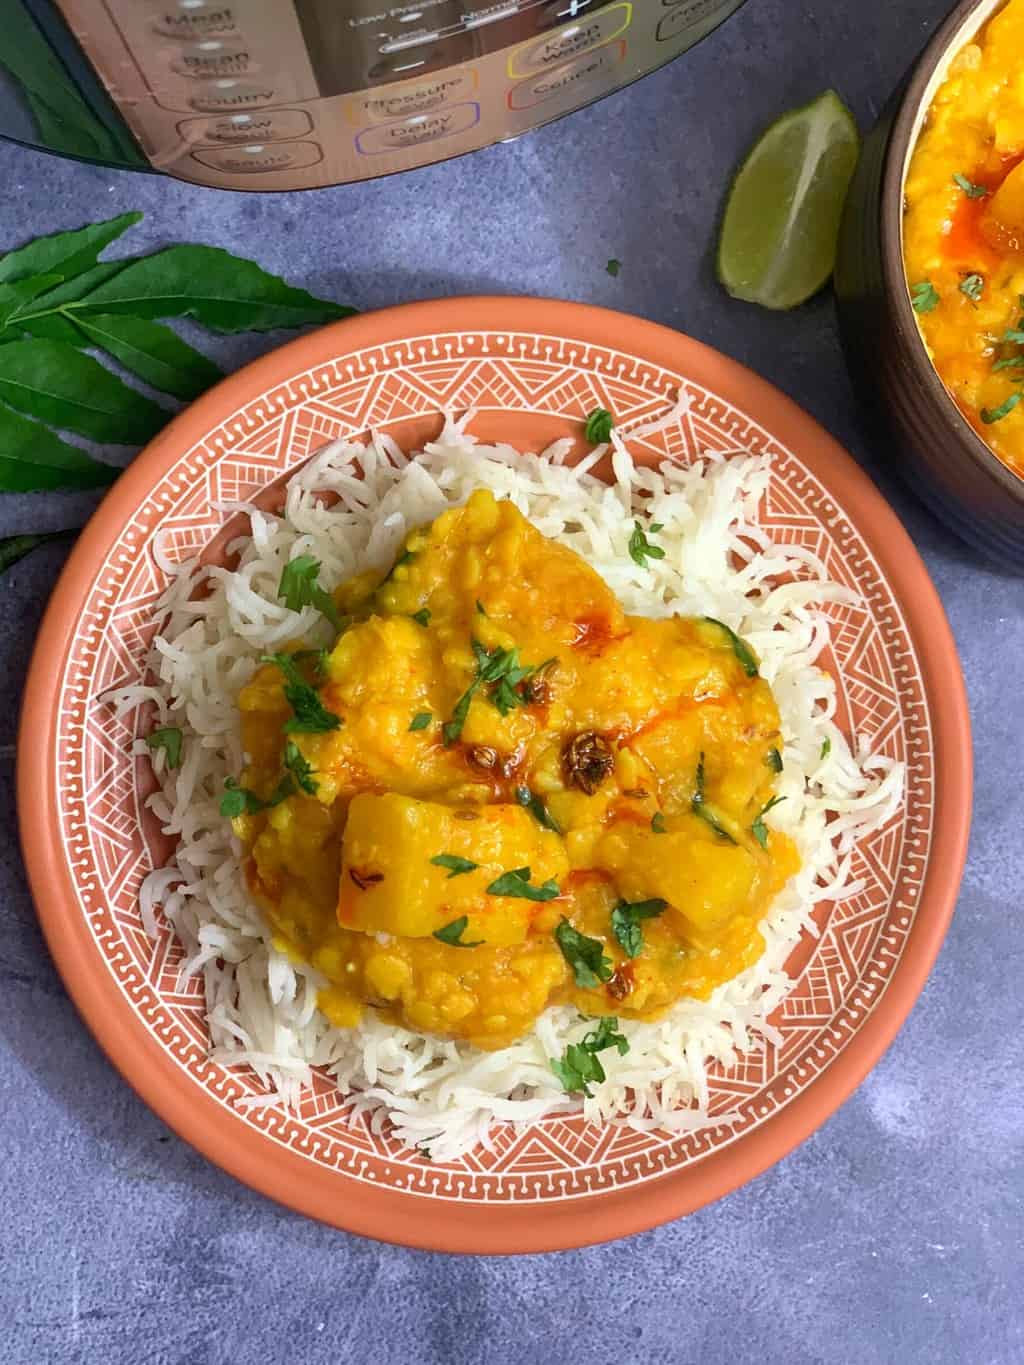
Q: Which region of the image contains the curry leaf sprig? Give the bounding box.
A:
[551,1016,629,1096]
[0,214,354,566]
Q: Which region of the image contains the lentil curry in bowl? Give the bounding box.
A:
[904,0,1024,478]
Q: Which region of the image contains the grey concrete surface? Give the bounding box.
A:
[1,1,1021,1362]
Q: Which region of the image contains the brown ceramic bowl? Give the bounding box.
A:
[835,0,1024,570]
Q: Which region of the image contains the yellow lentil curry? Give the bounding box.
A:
[903,0,1024,478]
[229,490,798,1053]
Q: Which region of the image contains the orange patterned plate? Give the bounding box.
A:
[18,298,971,1253]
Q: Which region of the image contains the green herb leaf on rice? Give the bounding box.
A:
[550,1016,629,1096]
[277,555,346,633]
[145,726,183,770]
[628,520,666,569]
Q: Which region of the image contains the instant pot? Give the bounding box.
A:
[0,0,746,190]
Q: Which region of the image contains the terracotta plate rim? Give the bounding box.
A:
[17,296,972,1253]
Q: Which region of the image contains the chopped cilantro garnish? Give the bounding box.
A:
[703,616,759,677]
[550,1016,628,1096]
[952,173,987,199]
[751,794,787,849]
[432,915,484,948]
[145,726,182,769]
[411,608,431,627]
[487,866,560,902]
[430,853,479,878]
[584,407,614,443]
[443,638,545,742]
[610,898,668,959]
[554,918,613,989]
[767,747,784,773]
[515,786,562,833]
[628,520,666,569]
[409,711,432,731]
[283,740,318,795]
[651,811,667,834]
[476,599,487,616]
[981,392,1022,424]
[959,273,984,303]
[820,737,831,761]
[691,752,737,844]
[442,682,478,747]
[220,774,293,819]
[910,280,939,314]
[277,555,345,633]
[261,653,342,734]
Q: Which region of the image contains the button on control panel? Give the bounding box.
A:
[177,108,313,146]
[151,4,238,39]
[186,80,282,113]
[346,72,477,125]
[507,1,631,77]
[507,40,623,109]
[190,140,324,173]
[354,101,481,155]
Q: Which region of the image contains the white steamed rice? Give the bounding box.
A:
[108,410,904,1162]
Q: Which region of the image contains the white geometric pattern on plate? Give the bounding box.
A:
[57,331,932,1202]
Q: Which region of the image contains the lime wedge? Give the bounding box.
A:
[717,90,860,310]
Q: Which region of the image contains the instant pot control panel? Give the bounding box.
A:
[53,0,744,188]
